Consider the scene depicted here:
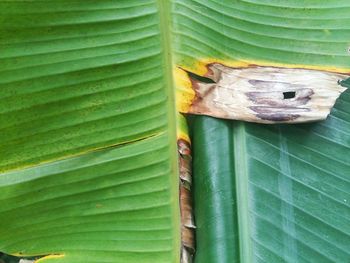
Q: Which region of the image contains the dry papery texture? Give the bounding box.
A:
[184,64,347,123]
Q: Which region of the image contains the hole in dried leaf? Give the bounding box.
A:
[185,71,216,84]
[283,91,296,99]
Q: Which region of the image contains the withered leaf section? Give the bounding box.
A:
[178,139,195,263]
[183,63,347,124]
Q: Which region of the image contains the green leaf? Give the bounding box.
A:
[0,135,179,263]
[0,1,175,172]
[340,78,350,88]
[191,118,240,263]
[192,102,350,262]
[0,1,179,263]
[173,0,350,69]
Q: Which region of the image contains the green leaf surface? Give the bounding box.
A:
[0,1,179,263]
[0,134,179,263]
[173,0,350,68]
[192,118,240,263]
[0,0,172,172]
[192,99,350,262]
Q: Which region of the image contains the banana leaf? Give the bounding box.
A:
[0,1,180,263]
[1,1,349,263]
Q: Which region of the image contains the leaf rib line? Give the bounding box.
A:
[233,122,253,263]
[249,183,350,235]
[247,134,350,183]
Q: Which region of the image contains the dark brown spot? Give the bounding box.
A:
[250,106,309,113]
[256,113,300,122]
